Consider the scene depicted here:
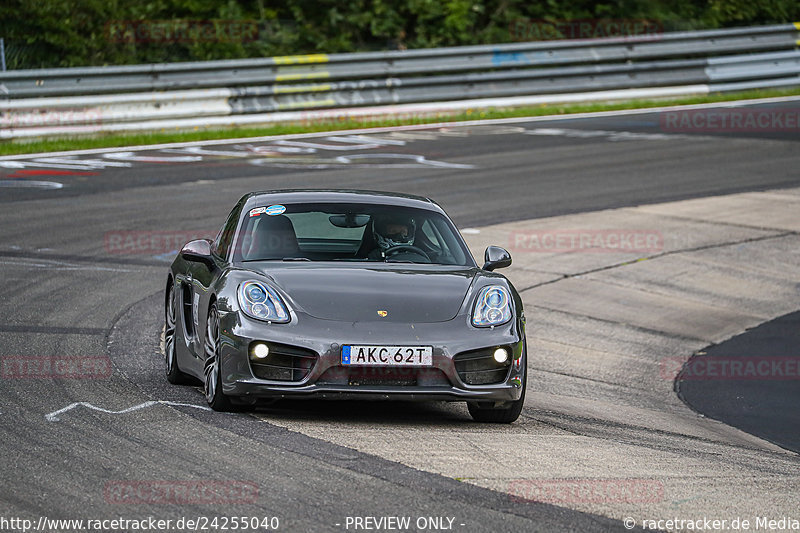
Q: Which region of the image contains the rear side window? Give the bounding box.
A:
[214,203,242,259]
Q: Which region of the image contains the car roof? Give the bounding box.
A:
[241,189,443,213]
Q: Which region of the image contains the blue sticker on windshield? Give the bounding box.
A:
[266,204,286,216]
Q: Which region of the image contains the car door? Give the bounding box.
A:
[186,202,243,369]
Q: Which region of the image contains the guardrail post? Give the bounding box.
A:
[0,38,6,71]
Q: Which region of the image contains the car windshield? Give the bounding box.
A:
[233,202,474,266]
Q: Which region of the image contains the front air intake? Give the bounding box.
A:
[454,347,511,385]
[249,342,317,382]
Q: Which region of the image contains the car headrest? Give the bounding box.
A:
[249,215,300,259]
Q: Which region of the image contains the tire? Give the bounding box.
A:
[467,367,526,423]
[204,304,235,412]
[164,283,192,385]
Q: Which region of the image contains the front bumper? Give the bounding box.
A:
[217,310,525,402]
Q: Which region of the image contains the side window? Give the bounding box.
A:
[214,204,242,260]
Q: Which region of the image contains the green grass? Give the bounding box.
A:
[2,87,799,157]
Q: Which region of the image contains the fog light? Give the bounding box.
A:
[493,348,509,364]
[252,343,270,359]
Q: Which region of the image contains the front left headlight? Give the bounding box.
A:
[472,285,512,327]
[238,281,291,323]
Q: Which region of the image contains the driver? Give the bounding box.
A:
[369,214,417,259]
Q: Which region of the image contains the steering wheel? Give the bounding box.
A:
[384,244,431,262]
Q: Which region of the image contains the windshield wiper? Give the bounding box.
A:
[282,257,311,261]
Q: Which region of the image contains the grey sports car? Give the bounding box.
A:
[164,190,527,422]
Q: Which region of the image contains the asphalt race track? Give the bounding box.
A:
[678,310,800,454]
[0,98,798,531]
[2,99,800,225]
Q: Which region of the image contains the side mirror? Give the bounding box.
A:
[180,239,215,268]
[482,245,512,271]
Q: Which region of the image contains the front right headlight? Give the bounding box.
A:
[238,281,290,323]
[472,285,512,327]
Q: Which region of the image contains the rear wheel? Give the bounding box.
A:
[467,368,526,423]
[164,283,191,385]
[204,304,235,412]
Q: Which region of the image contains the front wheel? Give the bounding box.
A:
[204,304,235,412]
[467,369,526,423]
[165,283,191,385]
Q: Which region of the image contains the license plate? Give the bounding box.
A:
[342,345,433,367]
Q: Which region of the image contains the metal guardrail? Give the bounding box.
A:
[1,23,798,137]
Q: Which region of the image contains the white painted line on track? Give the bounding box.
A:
[0,180,63,189]
[45,400,212,422]
[1,95,798,161]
